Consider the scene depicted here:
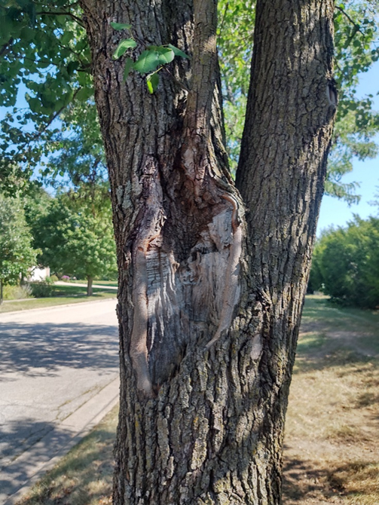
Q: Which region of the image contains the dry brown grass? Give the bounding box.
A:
[283,295,379,505]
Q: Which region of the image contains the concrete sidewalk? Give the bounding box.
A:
[54,281,117,290]
[0,300,120,505]
[0,378,119,505]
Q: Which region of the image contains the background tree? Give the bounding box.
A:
[0,193,38,303]
[310,216,379,308]
[32,193,117,295]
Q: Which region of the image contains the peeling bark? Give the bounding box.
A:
[79,0,336,502]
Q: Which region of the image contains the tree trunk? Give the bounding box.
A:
[87,276,93,296]
[80,0,336,503]
[0,279,3,305]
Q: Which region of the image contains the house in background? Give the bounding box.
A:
[28,266,50,282]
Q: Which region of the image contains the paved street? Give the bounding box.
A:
[0,299,119,503]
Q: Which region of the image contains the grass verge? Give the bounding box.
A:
[0,285,116,314]
[16,406,118,505]
[283,295,379,505]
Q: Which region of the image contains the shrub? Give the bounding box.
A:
[3,284,33,300]
[30,281,54,298]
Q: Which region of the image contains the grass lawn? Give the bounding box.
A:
[283,295,379,505]
[0,284,116,314]
[15,295,379,505]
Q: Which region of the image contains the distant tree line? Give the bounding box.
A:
[309,213,379,309]
[0,185,117,302]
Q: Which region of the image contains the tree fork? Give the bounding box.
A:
[80,0,336,502]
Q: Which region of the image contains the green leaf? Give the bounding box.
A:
[134,50,161,74]
[168,44,190,59]
[123,57,134,81]
[113,39,137,59]
[110,22,132,31]
[156,47,175,65]
[146,73,159,94]
[134,48,175,74]
[75,87,93,102]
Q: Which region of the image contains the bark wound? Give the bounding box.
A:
[131,176,243,396]
[130,156,165,398]
[206,193,242,348]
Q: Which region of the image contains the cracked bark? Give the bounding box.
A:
[80,0,336,503]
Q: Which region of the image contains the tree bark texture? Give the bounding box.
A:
[80,0,336,503]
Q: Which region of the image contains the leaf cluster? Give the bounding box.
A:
[111,22,189,94]
[0,0,92,191]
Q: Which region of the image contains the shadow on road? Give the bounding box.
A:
[0,417,80,500]
[0,322,118,376]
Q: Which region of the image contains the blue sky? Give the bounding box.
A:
[317,61,379,235]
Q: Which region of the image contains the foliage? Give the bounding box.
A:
[0,193,39,300]
[0,0,91,191]
[0,0,378,196]
[41,102,109,200]
[29,280,54,297]
[110,21,189,93]
[310,216,379,308]
[2,283,32,300]
[31,192,117,290]
[217,0,379,196]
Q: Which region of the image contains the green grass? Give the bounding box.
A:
[53,284,116,295]
[62,279,118,287]
[92,280,118,287]
[0,286,116,314]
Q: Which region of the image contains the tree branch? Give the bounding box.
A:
[0,38,14,59]
[335,5,364,37]
[36,10,84,27]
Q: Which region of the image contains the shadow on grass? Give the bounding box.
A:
[283,456,379,504]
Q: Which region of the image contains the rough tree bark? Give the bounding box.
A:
[80,0,336,503]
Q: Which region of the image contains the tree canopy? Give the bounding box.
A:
[1,0,378,200]
[310,214,379,308]
[31,191,117,295]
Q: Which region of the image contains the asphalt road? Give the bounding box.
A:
[0,299,119,503]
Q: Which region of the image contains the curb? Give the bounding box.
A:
[0,378,119,505]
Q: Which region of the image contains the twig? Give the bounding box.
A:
[335,5,364,37]
[36,10,84,27]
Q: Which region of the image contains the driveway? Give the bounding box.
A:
[0,299,119,503]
